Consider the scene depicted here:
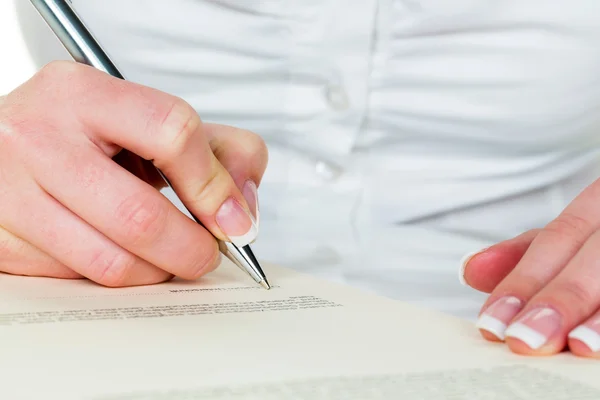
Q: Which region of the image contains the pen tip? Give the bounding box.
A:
[260,279,271,290]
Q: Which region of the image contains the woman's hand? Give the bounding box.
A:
[0,61,266,287]
[461,180,600,358]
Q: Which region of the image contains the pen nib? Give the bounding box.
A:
[259,279,271,290]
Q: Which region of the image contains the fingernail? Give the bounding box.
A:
[215,197,258,247]
[458,249,485,286]
[505,307,562,350]
[569,319,600,352]
[242,180,259,226]
[475,296,523,340]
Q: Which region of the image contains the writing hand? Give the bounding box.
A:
[0,61,267,287]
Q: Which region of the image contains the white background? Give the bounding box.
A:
[1,0,36,94]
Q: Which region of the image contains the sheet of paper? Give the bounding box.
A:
[0,259,598,399]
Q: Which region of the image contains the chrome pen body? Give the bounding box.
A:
[29,0,270,289]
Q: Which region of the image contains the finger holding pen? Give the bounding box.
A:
[0,61,266,287]
[70,63,261,247]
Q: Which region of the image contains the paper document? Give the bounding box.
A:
[0,259,598,399]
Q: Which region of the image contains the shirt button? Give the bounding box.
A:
[324,83,350,111]
[315,160,343,181]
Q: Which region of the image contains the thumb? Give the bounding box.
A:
[461,229,541,293]
[203,123,269,224]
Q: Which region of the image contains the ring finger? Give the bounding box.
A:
[1,183,172,287]
[31,146,220,281]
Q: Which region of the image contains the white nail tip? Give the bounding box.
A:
[458,250,480,286]
[475,315,508,340]
[228,221,258,247]
[569,326,600,352]
[505,322,547,350]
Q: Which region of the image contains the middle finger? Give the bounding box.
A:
[1,183,171,287]
[30,144,220,281]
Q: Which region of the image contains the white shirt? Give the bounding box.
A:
[17,0,600,320]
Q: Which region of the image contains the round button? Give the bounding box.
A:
[324,84,350,111]
[315,160,343,182]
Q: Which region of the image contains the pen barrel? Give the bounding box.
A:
[29,0,123,79]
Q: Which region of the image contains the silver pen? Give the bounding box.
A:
[29,0,271,289]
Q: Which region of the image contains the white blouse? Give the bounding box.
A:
[17,0,600,320]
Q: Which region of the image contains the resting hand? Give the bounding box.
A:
[0,61,266,287]
[462,181,600,358]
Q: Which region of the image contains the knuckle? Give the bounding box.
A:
[0,116,17,147]
[543,213,591,246]
[0,113,43,152]
[116,193,168,245]
[213,130,269,167]
[553,279,596,314]
[158,98,200,159]
[90,250,137,288]
[191,161,221,205]
[0,232,16,260]
[240,131,268,161]
[37,60,82,83]
[33,61,94,104]
[0,102,29,149]
[496,273,541,299]
[184,240,220,280]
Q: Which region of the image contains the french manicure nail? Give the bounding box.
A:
[215,197,258,247]
[458,249,485,286]
[569,325,600,352]
[242,180,259,226]
[569,317,600,352]
[505,307,562,350]
[475,296,523,340]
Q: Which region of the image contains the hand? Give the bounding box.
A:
[461,181,600,358]
[0,61,267,287]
